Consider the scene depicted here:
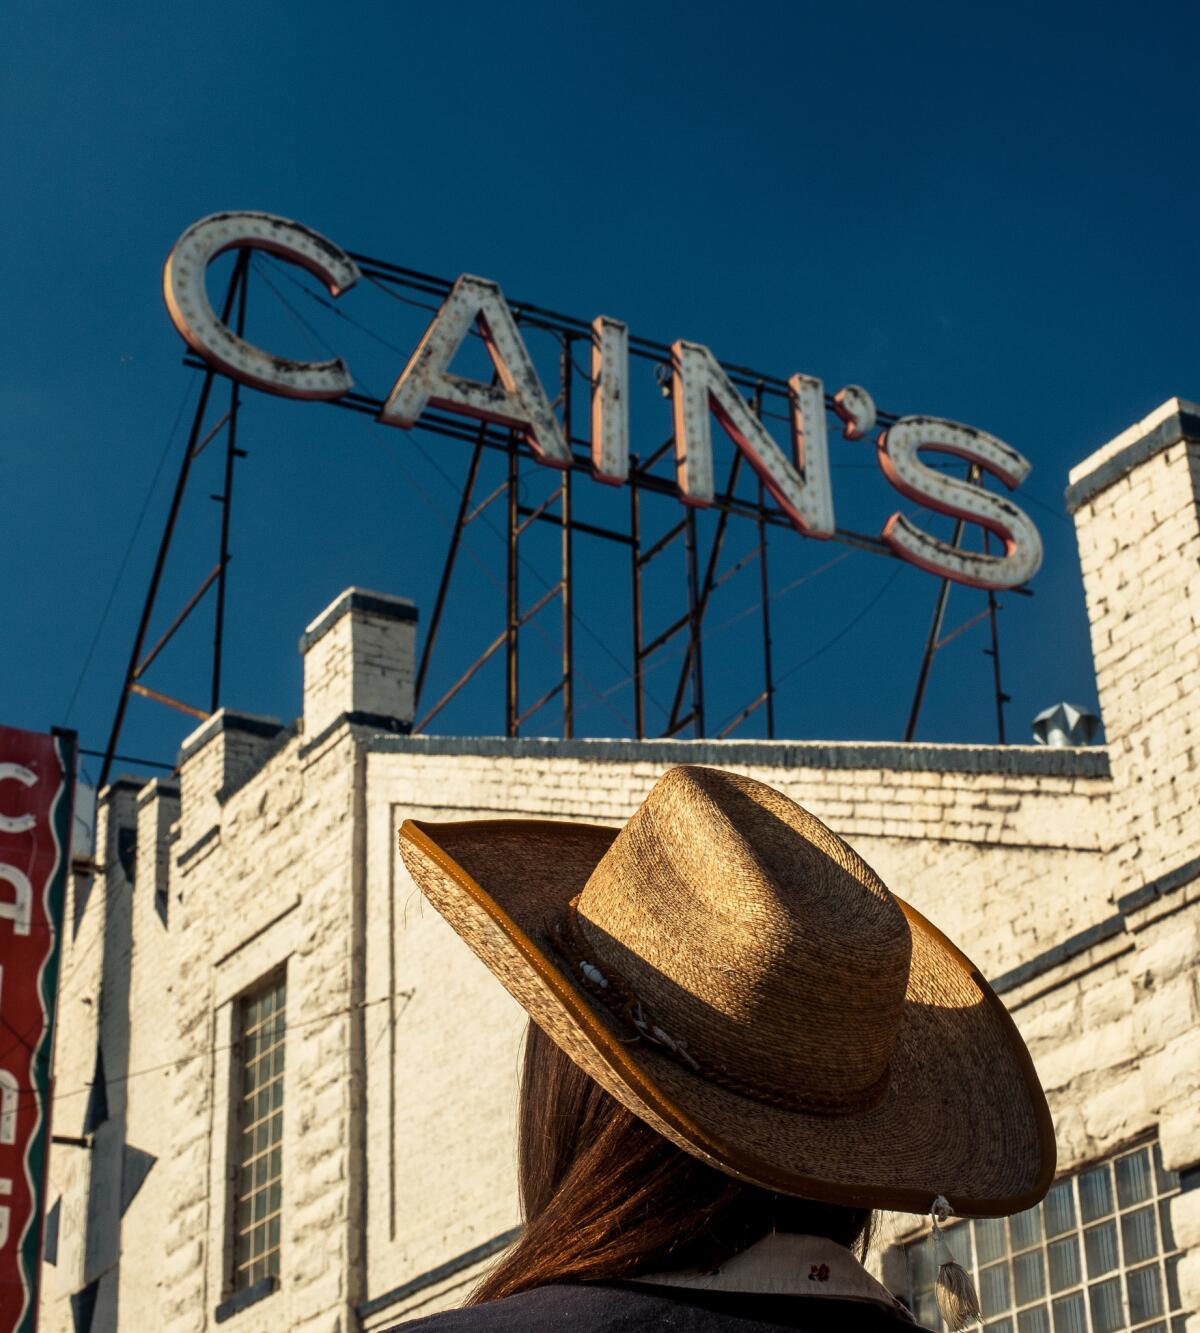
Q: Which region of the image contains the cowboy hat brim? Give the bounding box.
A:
[399,816,1055,1217]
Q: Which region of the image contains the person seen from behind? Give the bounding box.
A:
[390,766,1054,1331]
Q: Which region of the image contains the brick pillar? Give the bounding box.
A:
[1067,397,1200,893]
[299,588,418,741]
[133,778,179,929]
[176,709,285,850]
[67,776,144,1326]
[1068,399,1200,1318]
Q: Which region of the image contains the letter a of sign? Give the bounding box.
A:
[671,342,834,537]
[379,276,571,467]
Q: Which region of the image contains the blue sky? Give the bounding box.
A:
[7,1,1199,783]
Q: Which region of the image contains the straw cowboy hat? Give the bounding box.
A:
[398,764,1054,1217]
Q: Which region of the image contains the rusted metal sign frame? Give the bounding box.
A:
[101,246,1029,785]
[98,257,249,790]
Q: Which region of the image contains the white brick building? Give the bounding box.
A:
[41,399,1200,1332]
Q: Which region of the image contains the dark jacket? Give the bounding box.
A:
[388,1280,928,1330]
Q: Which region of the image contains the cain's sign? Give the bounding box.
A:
[163,212,1042,592]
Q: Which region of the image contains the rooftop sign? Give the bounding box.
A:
[163,212,1041,592]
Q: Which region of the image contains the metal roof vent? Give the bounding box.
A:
[1032,701,1101,747]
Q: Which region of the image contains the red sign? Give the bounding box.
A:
[0,727,74,1333]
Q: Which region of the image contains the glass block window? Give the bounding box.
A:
[902,1141,1184,1332]
[232,972,286,1290]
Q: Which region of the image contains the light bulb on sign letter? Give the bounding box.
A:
[877,416,1043,590]
[163,211,360,400]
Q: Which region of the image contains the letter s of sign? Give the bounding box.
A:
[877,417,1043,590]
[163,211,361,400]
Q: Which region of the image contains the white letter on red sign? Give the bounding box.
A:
[0,867,29,937]
[672,343,835,536]
[0,764,36,834]
[877,417,1043,589]
[379,276,570,468]
[164,211,360,400]
[0,1072,15,1145]
[591,317,629,485]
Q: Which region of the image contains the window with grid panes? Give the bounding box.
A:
[232,972,286,1291]
[903,1141,1185,1333]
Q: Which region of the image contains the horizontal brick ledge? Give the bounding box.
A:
[298,710,411,762]
[177,709,284,766]
[1065,404,1200,515]
[366,733,1113,779]
[1116,853,1200,917]
[993,851,1200,996]
[298,587,418,655]
[134,778,179,808]
[991,915,1125,995]
[215,1275,278,1323]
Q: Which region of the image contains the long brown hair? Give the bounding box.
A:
[470,1021,874,1303]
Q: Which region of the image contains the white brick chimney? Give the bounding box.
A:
[300,587,418,741]
[176,709,285,848]
[1066,397,1200,893]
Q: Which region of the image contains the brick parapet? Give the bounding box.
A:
[300,586,418,741]
[1065,396,1200,513]
[1071,414,1200,896]
[367,732,1111,778]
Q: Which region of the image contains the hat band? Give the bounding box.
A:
[550,899,891,1118]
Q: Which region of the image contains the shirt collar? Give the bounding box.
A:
[627,1231,913,1317]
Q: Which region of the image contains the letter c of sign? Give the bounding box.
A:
[0,764,36,835]
[163,211,361,400]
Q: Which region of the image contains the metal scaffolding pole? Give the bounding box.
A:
[211,250,249,712]
[560,335,574,738]
[629,460,644,740]
[903,463,983,743]
[506,434,519,737]
[98,257,247,791]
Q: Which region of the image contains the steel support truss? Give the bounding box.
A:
[98,255,249,790]
[100,247,1026,785]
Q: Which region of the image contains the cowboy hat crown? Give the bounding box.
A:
[566,765,911,1114]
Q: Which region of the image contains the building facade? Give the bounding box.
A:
[40,399,1200,1332]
